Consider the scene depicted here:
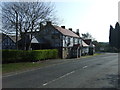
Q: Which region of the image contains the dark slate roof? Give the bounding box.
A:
[54,26,79,38]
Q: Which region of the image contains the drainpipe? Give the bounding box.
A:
[77,47,79,58]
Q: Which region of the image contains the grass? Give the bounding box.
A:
[93,53,104,56]
[81,53,104,58]
[2,62,47,74]
[2,53,104,74]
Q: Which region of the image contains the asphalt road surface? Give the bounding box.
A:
[2,53,119,88]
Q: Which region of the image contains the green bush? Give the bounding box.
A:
[2,49,58,63]
[2,50,23,63]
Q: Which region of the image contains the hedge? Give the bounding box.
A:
[2,49,58,63]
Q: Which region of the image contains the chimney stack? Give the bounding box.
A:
[47,21,52,25]
[61,26,65,29]
[76,29,80,36]
[69,28,72,31]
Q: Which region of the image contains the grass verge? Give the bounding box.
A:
[2,62,47,74]
[81,53,104,58]
[93,53,104,56]
[2,53,104,75]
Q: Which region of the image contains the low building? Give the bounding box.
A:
[84,39,95,55]
[1,21,95,58]
[26,21,82,59]
[81,40,89,55]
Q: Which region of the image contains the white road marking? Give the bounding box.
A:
[42,66,88,86]
[43,83,48,86]
[82,66,88,69]
[2,61,74,78]
[42,71,75,86]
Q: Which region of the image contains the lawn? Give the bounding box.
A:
[2,62,47,74]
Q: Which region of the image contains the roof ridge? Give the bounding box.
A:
[53,25,79,38]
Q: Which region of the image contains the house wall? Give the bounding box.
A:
[81,47,89,55]
[36,24,82,59]
[37,25,63,58]
[41,25,63,48]
[62,35,82,58]
[62,36,81,47]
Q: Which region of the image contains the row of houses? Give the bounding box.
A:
[0,21,95,58]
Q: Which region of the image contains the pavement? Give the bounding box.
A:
[2,53,119,88]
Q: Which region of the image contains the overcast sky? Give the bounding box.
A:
[54,0,119,42]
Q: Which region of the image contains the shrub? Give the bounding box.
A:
[2,49,58,63]
[2,50,23,63]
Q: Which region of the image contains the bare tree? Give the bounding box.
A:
[2,1,59,50]
[81,32,95,41]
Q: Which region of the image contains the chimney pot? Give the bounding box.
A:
[61,26,65,29]
[76,29,80,36]
[76,29,79,33]
[47,21,52,25]
[69,28,72,31]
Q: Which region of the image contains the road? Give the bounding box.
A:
[2,53,119,88]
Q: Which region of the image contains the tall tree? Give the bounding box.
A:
[115,22,120,49]
[109,25,114,47]
[81,32,95,41]
[109,22,120,52]
[2,1,59,50]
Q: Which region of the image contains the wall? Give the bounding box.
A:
[39,25,63,48]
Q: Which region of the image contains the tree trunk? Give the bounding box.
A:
[15,11,18,50]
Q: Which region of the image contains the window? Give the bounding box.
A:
[65,36,67,44]
[79,39,82,44]
[68,37,70,44]
[75,38,78,44]
[77,38,79,44]
[73,38,78,44]
[73,38,75,44]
